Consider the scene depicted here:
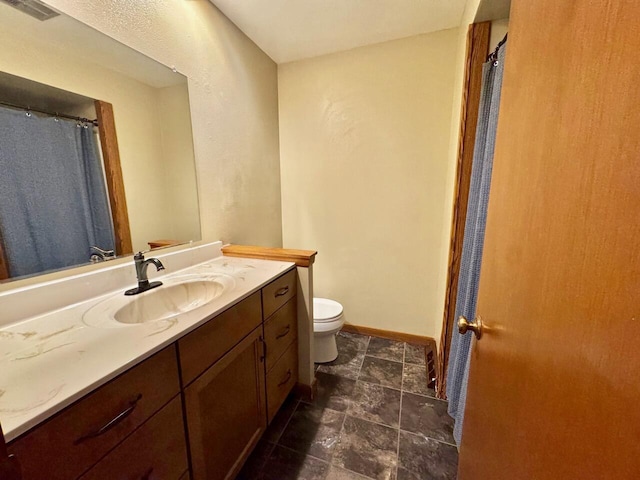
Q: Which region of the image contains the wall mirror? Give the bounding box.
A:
[0,0,201,283]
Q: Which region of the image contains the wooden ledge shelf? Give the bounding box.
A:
[222,245,317,267]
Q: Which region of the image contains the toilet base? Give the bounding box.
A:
[314,331,339,363]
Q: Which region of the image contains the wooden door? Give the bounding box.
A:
[458,1,640,479]
[184,327,266,480]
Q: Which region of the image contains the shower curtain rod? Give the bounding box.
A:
[488,33,508,63]
[0,100,99,126]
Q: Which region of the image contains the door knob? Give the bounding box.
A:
[458,316,483,340]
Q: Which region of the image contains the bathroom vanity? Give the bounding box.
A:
[0,242,315,480]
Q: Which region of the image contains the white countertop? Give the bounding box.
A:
[0,254,295,442]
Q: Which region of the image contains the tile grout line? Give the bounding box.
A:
[326,334,367,473]
[398,427,458,448]
[328,388,354,474]
[355,377,402,392]
[257,398,302,478]
[363,352,404,364]
[402,389,447,403]
[272,398,301,446]
[395,341,406,479]
[339,411,404,433]
[275,442,330,462]
[327,334,378,479]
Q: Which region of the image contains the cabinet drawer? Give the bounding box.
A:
[264,297,297,372]
[79,396,188,480]
[9,346,180,480]
[179,291,262,386]
[266,342,298,423]
[262,269,297,319]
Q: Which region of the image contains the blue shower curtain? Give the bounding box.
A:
[446,44,507,446]
[0,107,115,277]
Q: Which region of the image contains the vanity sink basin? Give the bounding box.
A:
[82,274,236,328]
[115,280,222,324]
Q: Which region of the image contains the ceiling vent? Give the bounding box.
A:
[0,0,59,21]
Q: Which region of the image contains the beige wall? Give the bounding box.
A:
[279,29,458,338]
[157,84,201,243]
[44,0,283,248]
[490,18,510,50]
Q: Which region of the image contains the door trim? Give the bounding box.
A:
[436,22,490,398]
[95,100,133,257]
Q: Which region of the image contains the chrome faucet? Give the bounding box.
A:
[90,246,116,263]
[125,252,165,296]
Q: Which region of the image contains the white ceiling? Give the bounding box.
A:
[0,1,184,88]
[210,0,468,64]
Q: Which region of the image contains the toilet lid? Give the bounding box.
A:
[314,297,343,322]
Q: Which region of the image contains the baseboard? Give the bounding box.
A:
[341,324,436,347]
[294,378,318,401]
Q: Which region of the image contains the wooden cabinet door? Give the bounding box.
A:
[184,327,266,480]
[458,1,640,479]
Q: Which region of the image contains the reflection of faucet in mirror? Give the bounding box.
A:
[124,252,165,296]
[89,246,116,263]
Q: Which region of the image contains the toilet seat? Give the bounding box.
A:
[314,298,343,323]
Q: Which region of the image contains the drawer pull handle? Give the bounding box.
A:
[260,336,267,362]
[278,369,292,387]
[275,286,289,297]
[275,325,291,339]
[74,394,142,445]
[141,467,154,480]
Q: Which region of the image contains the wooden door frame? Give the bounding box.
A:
[436,22,491,398]
[95,100,133,256]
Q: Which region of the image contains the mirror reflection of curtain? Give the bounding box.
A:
[0,106,115,278]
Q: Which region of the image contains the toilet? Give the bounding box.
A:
[313,297,345,363]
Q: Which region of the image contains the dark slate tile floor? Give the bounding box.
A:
[237,332,457,480]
